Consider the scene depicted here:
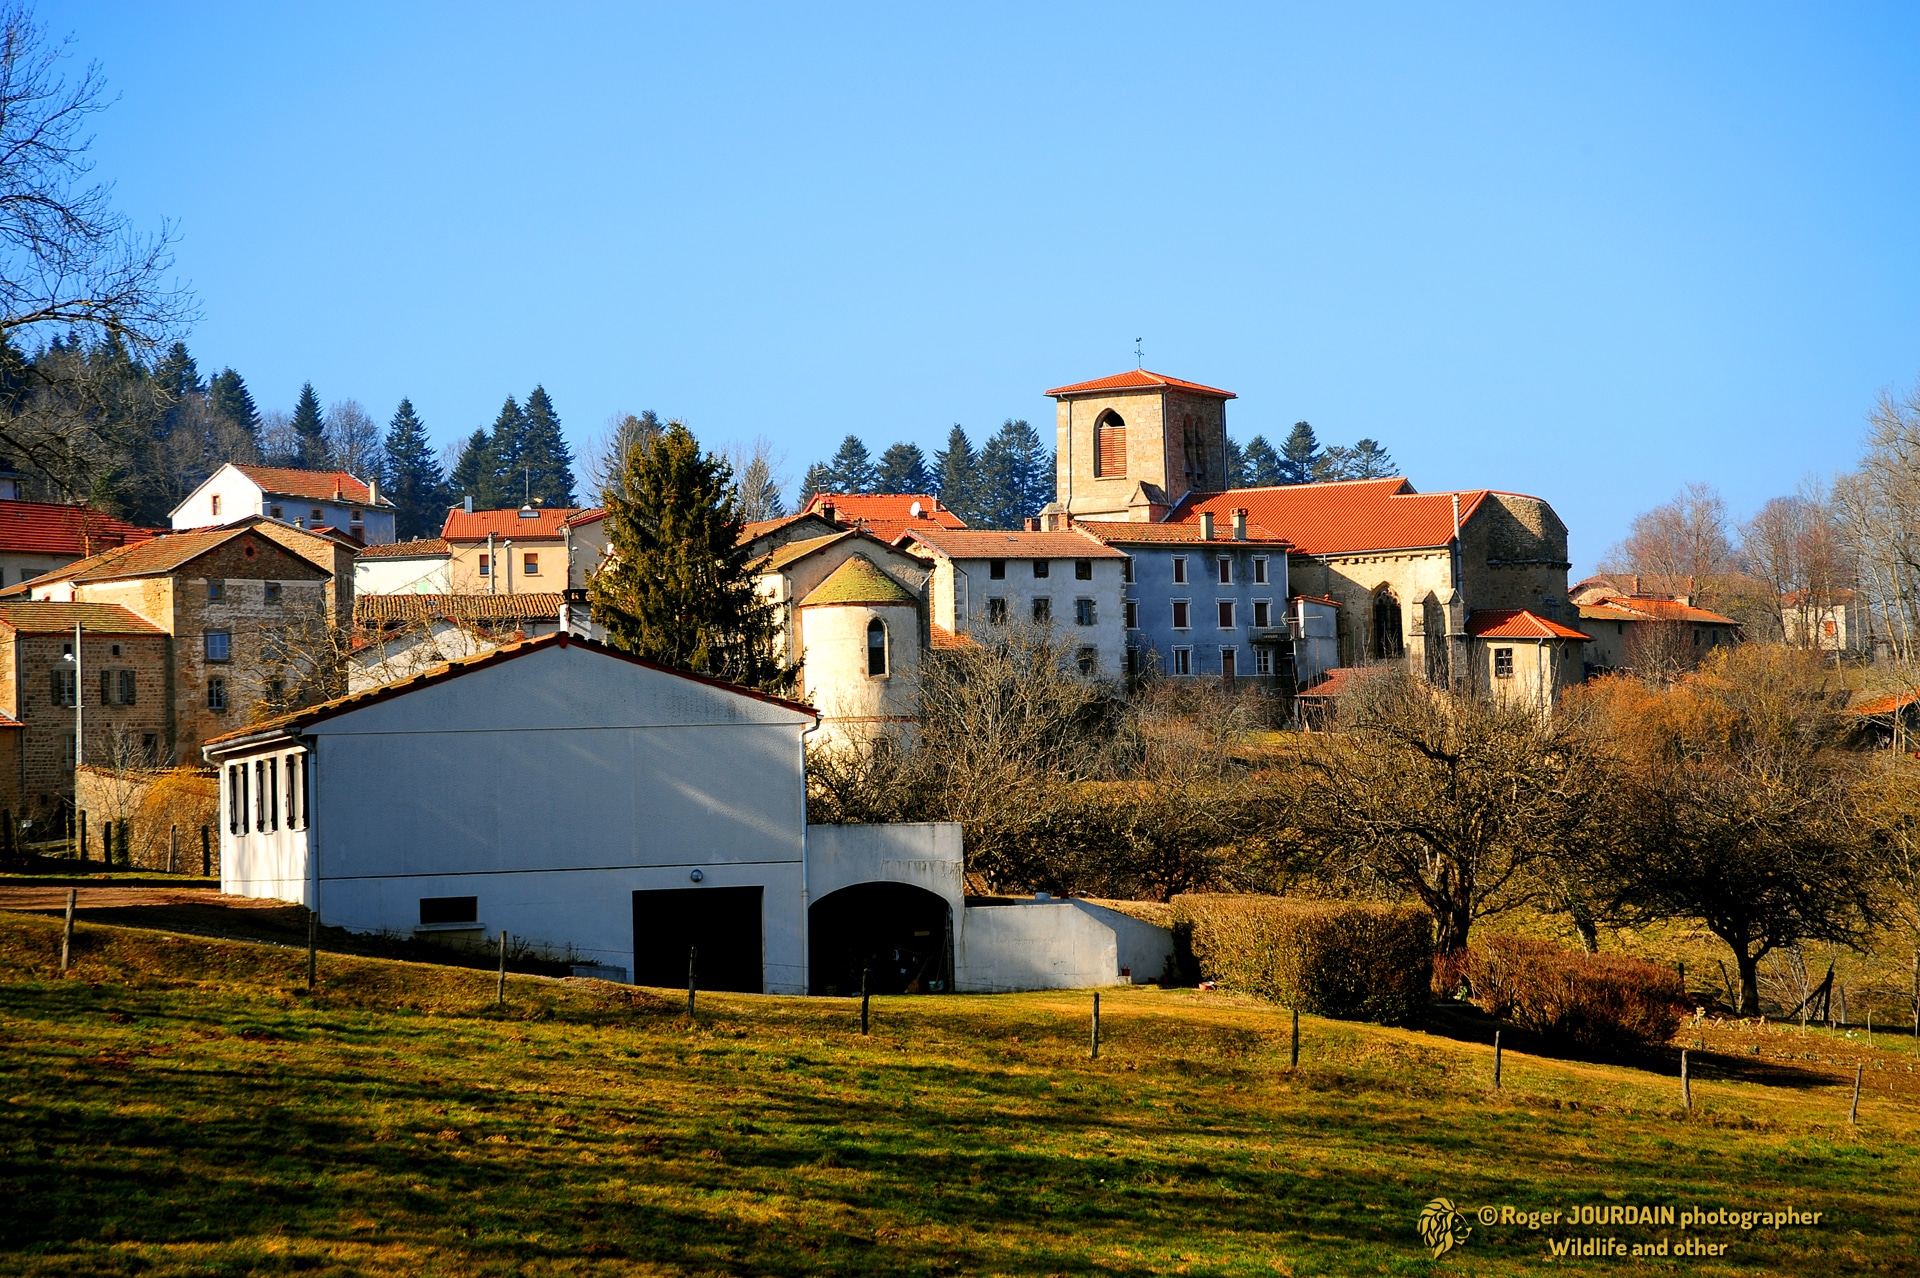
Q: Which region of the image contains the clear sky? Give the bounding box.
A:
[52,3,1920,571]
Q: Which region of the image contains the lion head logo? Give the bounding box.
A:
[1417,1198,1472,1258]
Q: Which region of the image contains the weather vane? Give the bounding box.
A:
[1135,337,1143,369]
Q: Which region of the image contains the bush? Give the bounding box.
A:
[1459,936,1687,1049]
[1171,895,1433,1026]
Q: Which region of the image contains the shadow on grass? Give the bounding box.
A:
[1421,997,1838,1092]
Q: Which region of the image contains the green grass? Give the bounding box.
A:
[2,913,1917,1276]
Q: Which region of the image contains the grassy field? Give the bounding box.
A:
[2,912,1917,1277]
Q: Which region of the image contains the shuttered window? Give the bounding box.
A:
[1095,413,1128,477]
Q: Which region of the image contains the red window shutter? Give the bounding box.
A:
[1097,424,1127,477]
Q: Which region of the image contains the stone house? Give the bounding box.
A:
[0,600,170,823]
[11,520,339,763]
[1781,589,1869,655]
[171,464,397,545]
[0,500,155,589]
[1572,589,1741,675]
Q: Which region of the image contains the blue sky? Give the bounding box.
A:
[53,3,1920,571]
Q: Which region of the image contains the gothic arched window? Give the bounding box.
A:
[1094,410,1127,477]
[1372,589,1404,659]
[867,618,888,676]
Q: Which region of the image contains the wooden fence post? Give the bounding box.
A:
[497,930,508,1005]
[1850,1064,1862,1125]
[60,888,75,972]
[1090,992,1101,1059]
[77,810,86,864]
[1494,1030,1502,1089]
[1681,1049,1691,1111]
[1290,1007,1300,1068]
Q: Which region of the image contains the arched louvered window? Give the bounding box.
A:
[1094,410,1127,477]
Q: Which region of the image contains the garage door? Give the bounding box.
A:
[633,886,764,993]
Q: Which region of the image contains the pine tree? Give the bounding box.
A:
[207,369,260,439]
[1225,437,1247,488]
[874,441,934,494]
[450,429,491,505]
[798,462,834,505]
[480,396,525,507]
[517,385,577,507]
[381,398,450,540]
[154,342,200,398]
[1241,435,1283,486]
[825,434,877,494]
[1279,421,1320,485]
[934,424,975,518]
[974,418,1051,528]
[1345,438,1397,480]
[590,423,794,693]
[290,382,330,469]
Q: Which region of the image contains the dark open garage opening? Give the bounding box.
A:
[633,886,764,993]
[809,882,952,996]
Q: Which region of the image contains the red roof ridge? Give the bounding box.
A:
[1466,608,1590,642]
[1045,369,1236,399]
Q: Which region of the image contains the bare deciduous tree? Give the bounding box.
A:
[323,399,381,478]
[583,411,661,505]
[1600,482,1736,603]
[1741,484,1850,647]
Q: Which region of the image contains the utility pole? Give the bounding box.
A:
[71,621,82,770]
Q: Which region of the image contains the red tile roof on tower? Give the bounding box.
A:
[1166,478,1501,557]
[1045,369,1236,399]
[441,507,582,540]
[233,465,392,506]
[799,492,966,542]
[0,501,156,558]
[1467,609,1591,641]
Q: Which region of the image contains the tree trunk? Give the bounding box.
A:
[1737,950,1761,1016]
[1435,901,1473,956]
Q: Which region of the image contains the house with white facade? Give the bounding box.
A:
[172,464,397,545]
[354,538,453,595]
[204,632,1168,994]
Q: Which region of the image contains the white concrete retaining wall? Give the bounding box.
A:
[805,821,963,917]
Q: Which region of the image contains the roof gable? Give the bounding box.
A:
[1467,609,1590,641]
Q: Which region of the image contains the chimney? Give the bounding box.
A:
[333,484,344,501]
[821,499,836,526]
[1230,508,1247,541]
[368,476,379,507]
[464,495,475,514]
[1632,573,1641,595]
[1199,511,1215,540]
[1025,517,1041,532]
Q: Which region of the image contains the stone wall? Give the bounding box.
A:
[1056,389,1229,521]
[0,629,173,822]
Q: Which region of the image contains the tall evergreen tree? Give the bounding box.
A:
[480,396,525,507]
[516,385,577,506]
[825,434,877,494]
[207,368,260,439]
[1241,435,1283,486]
[449,429,491,505]
[154,342,200,398]
[1344,438,1397,480]
[381,398,450,540]
[290,382,330,469]
[874,441,934,494]
[975,418,1052,527]
[590,423,794,693]
[1279,421,1320,485]
[798,461,833,505]
[934,424,975,519]
[1225,437,1247,488]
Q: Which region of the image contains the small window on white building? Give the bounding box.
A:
[1171,646,1192,675]
[479,553,491,576]
[1076,647,1097,675]
[989,559,1006,580]
[227,764,242,833]
[1494,647,1515,679]
[285,754,298,830]
[524,553,539,576]
[1033,560,1049,579]
[867,618,888,676]
[1074,559,1092,580]
[987,597,1007,624]
[254,759,267,832]
[268,756,279,832]
[211,495,221,517]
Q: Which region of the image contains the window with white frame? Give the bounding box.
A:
[1171,646,1192,675]
[1253,557,1268,584]
[867,618,888,676]
[1124,599,1138,630]
[1252,600,1271,627]
[1171,600,1190,630]
[1171,556,1187,585]
[1216,557,1232,585]
[1221,648,1238,679]
[1217,600,1236,628]
[1493,647,1515,679]
[1122,557,1134,584]
[1255,648,1274,676]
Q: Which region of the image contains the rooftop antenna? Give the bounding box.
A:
[518,466,539,517]
[1135,337,1143,369]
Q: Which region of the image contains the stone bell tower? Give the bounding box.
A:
[1044,369,1234,523]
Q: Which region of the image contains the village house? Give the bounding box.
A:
[797,491,967,542]
[440,502,605,595]
[1570,580,1741,675]
[171,464,397,545]
[205,633,1171,994]
[354,538,452,595]
[0,600,172,824]
[0,500,156,589]
[11,519,344,764]
[895,527,1130,679]
[1782,588,1869,655]
[348,591,591,692]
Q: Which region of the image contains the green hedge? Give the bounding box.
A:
[1170,895,1433,1026]
[1459,936,1687,1048]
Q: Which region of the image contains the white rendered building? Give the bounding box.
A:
[172,464,397,545]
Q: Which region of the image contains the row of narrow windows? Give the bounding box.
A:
[227,754,309,835]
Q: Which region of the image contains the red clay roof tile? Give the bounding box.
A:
[233,465,391,505]
[0,501,156,558]
[1165,479,1496,556]
[1467,609,1590,641]
[1045,369,1236,399]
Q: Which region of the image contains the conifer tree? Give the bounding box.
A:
[517,385,577,506]
[1344,438,1397,480]
[590,422,794,693]
[874,441,934,494]
[825,434,877,494]
[1241,435,1283,486]
[934,424,975,519]
[207,369,260,439]
[449,429,491,506]
[154,342,200,398]
[971,418,1051,528]
[798,462,833,505]
[1225,437,1247,488]
[1279,421,1320,485]
[481,396,525,507]
[290,382,329,469]
[381,398,450,539]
